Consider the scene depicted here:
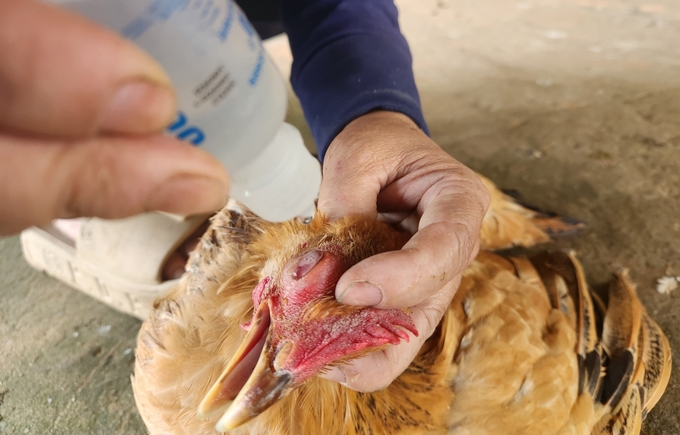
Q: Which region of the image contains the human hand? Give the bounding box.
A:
[0,0,229,236]
[317,110,490,392]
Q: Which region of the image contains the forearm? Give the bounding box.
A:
[281,0,428,161]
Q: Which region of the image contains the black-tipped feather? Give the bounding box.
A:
[527,253,670,434]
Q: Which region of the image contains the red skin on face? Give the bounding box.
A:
[245,249,418,382]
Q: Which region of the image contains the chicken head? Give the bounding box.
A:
[196,216,418,431]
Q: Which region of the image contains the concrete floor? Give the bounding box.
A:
[2,0,679,433]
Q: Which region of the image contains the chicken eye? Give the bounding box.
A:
[292,250,324,280]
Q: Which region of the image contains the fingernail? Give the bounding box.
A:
[147,176,227,215]
[337,281,384,306]
[100,80,176,134]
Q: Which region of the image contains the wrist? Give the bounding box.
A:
[331,111,421,150]
[346,110,419,131]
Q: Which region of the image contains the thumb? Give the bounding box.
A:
[320,277,457,392]
[0,0,175,138]
[0,134,229,236]
[317,138,384,221]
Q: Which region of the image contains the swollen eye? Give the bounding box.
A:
[292,250,324,280]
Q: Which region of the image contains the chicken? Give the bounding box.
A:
[132,176,670,435]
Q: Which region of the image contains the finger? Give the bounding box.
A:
[317,121,396,220]
[317,155,382,220]
[320,341,419,392]
[0,0,175,137]
[0,134,229,235]
[336,178,488,309]
[318,111,428,220]
[320,279,457,392]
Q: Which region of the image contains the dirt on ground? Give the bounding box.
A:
[1,0,679,434]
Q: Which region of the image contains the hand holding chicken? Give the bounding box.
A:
[318,111,490,390]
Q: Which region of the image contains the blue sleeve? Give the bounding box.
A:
[281,0,429,161]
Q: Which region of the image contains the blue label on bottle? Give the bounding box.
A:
[217,1,235,41]
[237,11,256,48]
[167,111,206,146]
[249,50,264,86]
[122,0,188,40]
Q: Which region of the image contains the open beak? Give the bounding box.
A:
[197,302,294,432]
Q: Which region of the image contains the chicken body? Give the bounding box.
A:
[133,178,670,435]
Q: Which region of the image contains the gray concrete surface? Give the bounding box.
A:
[2,0,679,433]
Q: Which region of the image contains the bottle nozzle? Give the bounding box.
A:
[296,202,317,224]
[229,123,321,222]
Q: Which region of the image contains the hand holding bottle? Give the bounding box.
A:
[0,0,229,236]
[52,0,320,222]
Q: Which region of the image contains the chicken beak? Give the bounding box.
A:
[215,340,293,431]
[197,302,295,432]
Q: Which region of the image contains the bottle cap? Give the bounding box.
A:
[229,123,321,222]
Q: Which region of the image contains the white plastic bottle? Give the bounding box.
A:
[48,0,321,221]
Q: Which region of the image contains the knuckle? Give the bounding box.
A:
[58,140,127,218]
